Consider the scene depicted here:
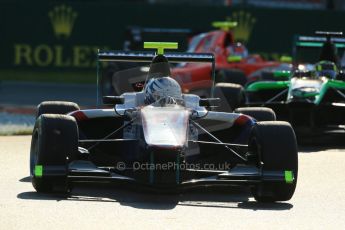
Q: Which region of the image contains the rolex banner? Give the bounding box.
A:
[1,3,112,71]
[1,2,345,71]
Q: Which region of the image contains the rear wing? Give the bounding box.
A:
[292,31,345,66]
[127,27,194,35]
[294,35,345,49]
[98,50,214,63]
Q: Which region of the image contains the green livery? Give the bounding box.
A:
[246,80,289,92]
[247,77,345,105]
[144,42,178,55]
[243,71,345,136]
[34,165,43,177]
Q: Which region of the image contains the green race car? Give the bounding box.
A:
[223,31,345,137]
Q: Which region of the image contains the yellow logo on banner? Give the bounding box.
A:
[48,5,78,39]
[227,11,256,43]
[14,5,110,68]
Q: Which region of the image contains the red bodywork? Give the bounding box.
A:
[172,30,280,93]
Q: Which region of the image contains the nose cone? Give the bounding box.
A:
[141,105,189,149]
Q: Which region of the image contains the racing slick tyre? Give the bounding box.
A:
[234,107,276,121]
[36,101,80,118]
[30,114,79,193]
[216,69,247,86]
[250,121,298,202]
[214,83,245,111]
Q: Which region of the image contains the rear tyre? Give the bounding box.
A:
[235,107,276,121]
[30,114,78,193]
[216,69,247,86]
[250,121,298,202]
[214,83,245,111]
[37,101,80,118]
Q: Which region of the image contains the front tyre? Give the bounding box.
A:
[235,107,276,121]
[250,121,298,202]
[30,114,78,193]
[36,101,80,118]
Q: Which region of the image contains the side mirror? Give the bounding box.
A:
[132,82,145,92]
[227,55,242,63]
[102,96,125,105]
[199,98,221,108]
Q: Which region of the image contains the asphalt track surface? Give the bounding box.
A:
[0,81,97,107]
[1,136,345,229]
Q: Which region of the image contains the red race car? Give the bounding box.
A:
[172,21,282,93]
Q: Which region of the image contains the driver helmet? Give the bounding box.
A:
[144,76,183,105]
[226,42,249,58]
[314,60,338,79]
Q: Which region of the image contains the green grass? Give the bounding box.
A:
[0,69,97,84]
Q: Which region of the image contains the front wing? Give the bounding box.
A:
[36,160,293,191]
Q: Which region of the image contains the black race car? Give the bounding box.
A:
[30,43,298,202]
